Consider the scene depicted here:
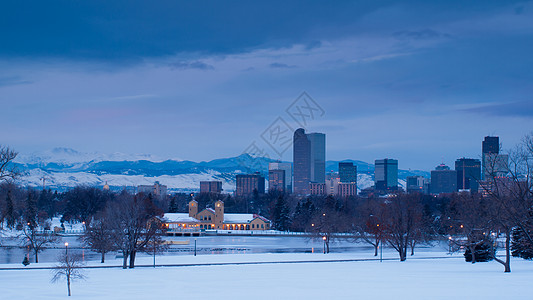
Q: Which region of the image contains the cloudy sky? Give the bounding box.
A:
[1,0,532,170]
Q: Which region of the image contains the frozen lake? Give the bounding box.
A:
[0,235,443,265]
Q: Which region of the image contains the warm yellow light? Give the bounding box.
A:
[376,224,380,227]
[460,225,463,228]
[65,242,69,247]
[448,236,452,240]
[322,236,326,241]
[311,223,314,227]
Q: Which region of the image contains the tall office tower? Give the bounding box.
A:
[293,128,326,194]
[455,158,481,193]
[406,176,429,194]
[200,181,223,194]
[268,169,286,192]
[482,136,500,155]
[268,162,293,192]
[235,173,265,197]
[374,159,398,191]
[339,162,357,183]
[482,136,508,179]
[430,164,457,195]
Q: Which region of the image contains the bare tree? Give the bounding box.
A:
[381,193,426,261]
[0,146,18,183]
[20,222,59,263]
[51,252,86,296]
[353,199,385,256]
[310,196,350,253]
[80,213,116,263]
[106,193,165,268]
[446,192,492,264]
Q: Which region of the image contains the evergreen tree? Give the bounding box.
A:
[168,197,179,213]
[511,226,533,260]
[25,191,38,229]
[5,190,15,229]
[273,195,291,231]
[464,241,494,262]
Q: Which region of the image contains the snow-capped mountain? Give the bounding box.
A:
[13,148,428,192]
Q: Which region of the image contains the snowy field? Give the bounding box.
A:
[1,251,532,299]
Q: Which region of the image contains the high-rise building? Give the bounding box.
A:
[406,176,429,194]
[339,162,357,183]
[482,136,499,155]
[235,173,265,197]
[455,158,481,193]
[268,169,286,192]
[482,136,509,180]
[200,181,223,194]
[374,159,398,191]
[430,164,457,195]
[293,128,325,194]
[268,162,292,192]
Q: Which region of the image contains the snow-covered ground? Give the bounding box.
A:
[1,251,532,299]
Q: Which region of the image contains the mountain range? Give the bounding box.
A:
[13,148,430,193]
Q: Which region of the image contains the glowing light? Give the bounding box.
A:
[322,236,326,241]
[65,242,69,247]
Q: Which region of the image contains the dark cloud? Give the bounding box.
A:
[393,29,451,40]
[461,101,533,117]
[169,61,214,71]
[269,63,297,69]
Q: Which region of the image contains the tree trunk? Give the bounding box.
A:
[34,249,39,263]
[122,251,128,269]
[101,252,105,263]
[67,274,71,296]
[470,245,476,264]
[374,244,378,256]
[504,233,511,273]
[326,241,330,254]
[410,244,415,256]
[129,251,136,268]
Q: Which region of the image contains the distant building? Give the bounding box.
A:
[268,169,286,192]
[339,162,357,183]
[293,128,326,194]
[138,181,167,198]
[235,173,265,197]
[337,182,357,197]
[309,182,326,195]
[375,159,398,191]
[268,162,292,192]
[482,136,508,180]
[455,158,481,193]
[200,181,223,194]
[406,176,429,194]
[430,164,457,195]
[161,200,271,231]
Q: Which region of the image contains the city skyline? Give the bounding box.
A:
[2,1,533,171]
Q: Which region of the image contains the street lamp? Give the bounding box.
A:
[65,242,69,257]
[448,236,452,254]
[322,236,326,254]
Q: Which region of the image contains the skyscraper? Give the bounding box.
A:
[482,136,508,179]
[293,128,326,194]
[268,169,285,192]
[374,158,398,191]
[268,162,292,192]
[430,164,457,195]
[455,158,481,193]
[339,162,357,183]
[235,173,265,197]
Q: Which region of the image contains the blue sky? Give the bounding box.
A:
[1,0,532,170]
